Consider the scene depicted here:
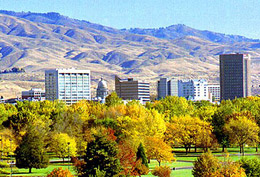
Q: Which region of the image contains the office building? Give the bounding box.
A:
[115,76,150,103]
[157,78,178,100]
[96,78,109,103]
[208,84,220,102]
[178,79,209,101]
[22,88,45,101]
[220,54,251,100]
[45,68,91,104]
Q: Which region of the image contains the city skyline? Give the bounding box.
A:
[0,0,260,38]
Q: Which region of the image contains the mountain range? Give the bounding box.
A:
[0,10,260,98]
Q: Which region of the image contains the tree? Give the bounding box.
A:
[49,133,77,162]
[145,137,175,166]
[192,151,220,177]
[117,140,136,176]
[136,143,148,167]
[239,158,260,177]
[0,129,17,159]
[224,115,260,155]
[165,115,214,154]
[81,134,121,177]
[148,96,194,119]
[15,129,49,173]
[105,92,123,107]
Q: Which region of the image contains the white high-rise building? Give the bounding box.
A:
[45,68,91,104]
[178,79,209,101]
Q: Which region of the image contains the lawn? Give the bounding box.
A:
[1,147,259,177]
[0,163,76,176]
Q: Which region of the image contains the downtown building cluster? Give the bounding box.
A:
[1,53,251,104]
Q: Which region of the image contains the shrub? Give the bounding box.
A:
[239,158,260,177]
[152,166,171,177]
[132,160,149,176]
[211,161,246,177]
[47,167,73,177]
[192,151,220,177]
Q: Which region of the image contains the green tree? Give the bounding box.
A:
[105,92,123,107]
[15,129,49,173]
[136,143,148,167]
[81,134,121,177]
[239,158,260,177]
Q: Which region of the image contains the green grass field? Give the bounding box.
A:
[0,147,259,177]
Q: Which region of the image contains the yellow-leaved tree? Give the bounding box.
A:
[224,115,260,155]
[144,137,175,166]
[165,115,214,154]
[50,133,77,162]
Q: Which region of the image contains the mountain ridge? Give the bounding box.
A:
[0,10,260,98]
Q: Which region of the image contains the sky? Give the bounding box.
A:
[0,0,260,38]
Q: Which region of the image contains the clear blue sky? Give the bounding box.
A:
[1,0,260,38]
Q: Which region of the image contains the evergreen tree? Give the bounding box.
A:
[15,129,49,173]
[136,143,149,167]
[82,134,121,177]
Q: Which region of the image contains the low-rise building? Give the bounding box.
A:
[22,88,45,101]
[115,76,150,104]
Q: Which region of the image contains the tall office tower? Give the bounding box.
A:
[220,54,251,100]
[157,78,178,100]
[178,79,209,101]
[115,76,150,103]
[208,84,220,102]
[45,68,91,104]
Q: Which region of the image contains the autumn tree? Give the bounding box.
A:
[0,129,17,159]
[145,137,175,166]
[49,133,77,162]
[165,115,214,154]
[224,115,260,155]
[192,151,220,177]
[117,140,136,176]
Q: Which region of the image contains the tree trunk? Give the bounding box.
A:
[158,160,161,166]
[222,145,225,152]
[148,159,150,163]
[195,146,197,153]
[256,146,258,152]
[242,144,245,156]
[29,167,32,173]
[240,145,242,154]
[185,146,188,155]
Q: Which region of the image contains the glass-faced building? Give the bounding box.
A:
[220,54,251,100]
[157,78,178,100]
[45,68,91,104]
